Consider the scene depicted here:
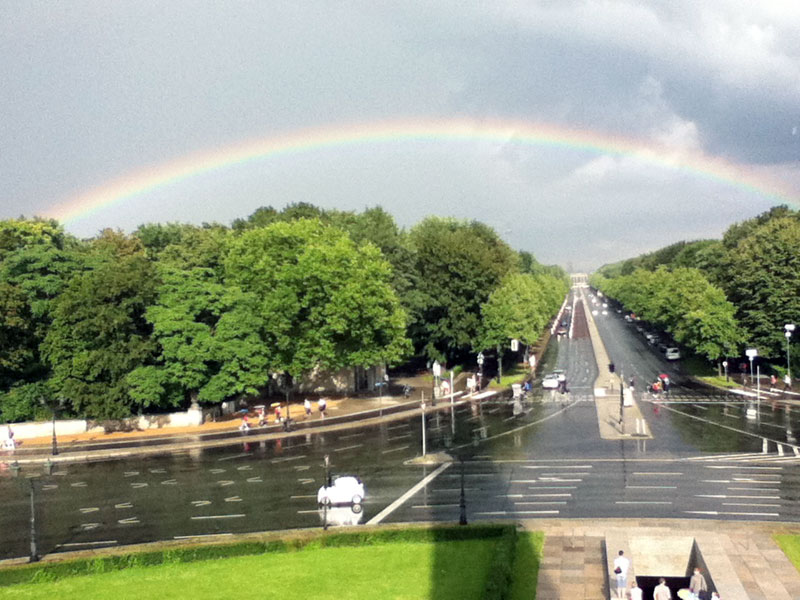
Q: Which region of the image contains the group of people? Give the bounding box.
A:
[647,373,671,395]
[614,550,718,600]
[239,398,328,432]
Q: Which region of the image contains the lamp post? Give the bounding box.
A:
[477,352,484,391]
[786,324,796,382]
[39,397,65,456]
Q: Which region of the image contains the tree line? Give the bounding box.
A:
[591,205,800,366]
[0,204,567,422]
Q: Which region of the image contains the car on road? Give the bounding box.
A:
[542,372,561,389]
[318,476,365,506]
[665,347,681,361]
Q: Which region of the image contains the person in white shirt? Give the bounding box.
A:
[654,578,672,600]
[630,579,643,600]
[613,550,630,599]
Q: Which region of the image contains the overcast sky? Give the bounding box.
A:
[2,1,799,270]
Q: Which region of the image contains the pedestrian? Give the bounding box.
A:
[689,567,707,600]
[318,397,327,419]
[654,578,671,600]
[304,398,312,418]
[613,550,630,599]
[239,414,250,432]
[557,371,567,394]
[784,374,792,393]
[630,579,643,600]
[629,376,635,390]
[274,405,282,423]
[770,374,777,392]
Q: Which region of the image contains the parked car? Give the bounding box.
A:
[624,315,633,322]
[665,347,681,361]
[318,476,365,506]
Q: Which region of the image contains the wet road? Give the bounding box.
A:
[4,290,800,560]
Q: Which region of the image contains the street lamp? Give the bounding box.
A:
[785,324,796,382]
[477,352,484,391]
[39,397,65,456]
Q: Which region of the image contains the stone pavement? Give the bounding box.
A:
[526,518,800,600]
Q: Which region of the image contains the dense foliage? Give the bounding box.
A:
[0,206,566,422]
[593,205,800,363]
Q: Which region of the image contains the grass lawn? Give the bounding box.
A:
[0,539,498,600]
[775,534,800,572]
[509,532,544,600]
[489,363,529,389]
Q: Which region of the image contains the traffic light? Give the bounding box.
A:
[608,363,615,373]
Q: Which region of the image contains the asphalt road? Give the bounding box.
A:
[4,289,800,561]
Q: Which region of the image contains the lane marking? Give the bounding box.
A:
[225,496,242,502]
[236,465,253,471]
[616,501,672,505]
[210,468,226,474]
[728,487,779,492]
[298,478,315,485]
[722,502,781,507]
[696,494,780,499]
[271,455,306,464]
[124,471,139,477]
[367,463,452,525]
[131,482,148,489]
[387,434,412,441]
[219,452,250,461]
[413,504,459,509]
[633,472,682,476]
[382,445,410,454]
[247,477,263,483]
[80,523,101,531]
[71,482,88,488]
[522,465,592,470]
[118,517,140,524]
[626,485,677,489]
[191,500,212,507]
[339,433,364,440]
[161,479,178,485]
[705,465,782,471]
[540,472,590,477]
[387,424,409,431]
[527,486,577,490]
[290,494,317,499]
[513,501,568,505]
[79,507,100,514]
[297,509,321,514]
[149,468,166,474]
[333,444,363,452]
[57,540,117,548]
[294,465,311,471]
[115,502,133,509]
[474,510,559,515]
[42,484,58,491]
[190,514,246,520]
[684,510,779,517]
[217,480,235,487]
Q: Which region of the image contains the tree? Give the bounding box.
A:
[407,217,518,362]
[128,265,271,407]
[478,273,567,350]
[225,219,410,381]
[42,231,158,418]
[723,215,800,357]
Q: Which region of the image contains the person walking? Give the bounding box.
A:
[654,578,671,600]
[689,567,707,600]
[318,397,327,419]
[613,550,630,599]
[304,398,312,418]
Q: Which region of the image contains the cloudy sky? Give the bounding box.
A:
[2,1,799,270]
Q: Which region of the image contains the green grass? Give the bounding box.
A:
[489,363,529,388]
[0,539,496,600]
[775,534,800,573]
[509,532,544,600]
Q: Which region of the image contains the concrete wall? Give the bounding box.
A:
[1,419,87,442]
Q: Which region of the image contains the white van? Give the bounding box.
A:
[665,347,680,361]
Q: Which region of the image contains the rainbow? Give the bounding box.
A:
[44,118,798,223]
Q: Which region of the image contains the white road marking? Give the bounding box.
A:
[115,502,133,509]
[246,477,263,483]
[190,514,246,520]
[298,478,315,485]
[684,510,779,517]
[161,479,178,485]
[522,465,592,470]
[333,444,363,452]
[728,487,779,492]
[118,517,140,524]
[527,486,577,490]
[271,455,306,464]
[290,494,317,499]
[217,480,235,487]
[387,424,409,431]
[130,482,148,489]
[124,471,139,477]
[616,501,672,505]
[412,504,460,509]
[696,494,780,499]
[297,509,321,514]
[514,501,567,505]
[218,452,250,461]
[71,482,87,488]
[626,486,677,489]
[632,472,682,476]
[191,500,212,507]
[210,468,226,474]
[80,523,101,531]
[387,434,412,441]
[522,493,572,498]
[57,541,117,548]
[339,433,365,440]
[149,468,166,474]
[474,510,559,515]
[236,465,253,471]
[79,507,100,514]
[367,463,452,525]
[224,496,242,502]
[382,446,410,454]
[42,484,58,491]
[722,502,781,507]
[538,477,582,482]
[294,465,311,471]
[706,465,782,471]
[540,472,590,477]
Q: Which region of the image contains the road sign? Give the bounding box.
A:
[746,348,758,358]
[511,339,519,351]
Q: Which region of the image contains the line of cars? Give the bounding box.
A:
[624,314,680,361]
